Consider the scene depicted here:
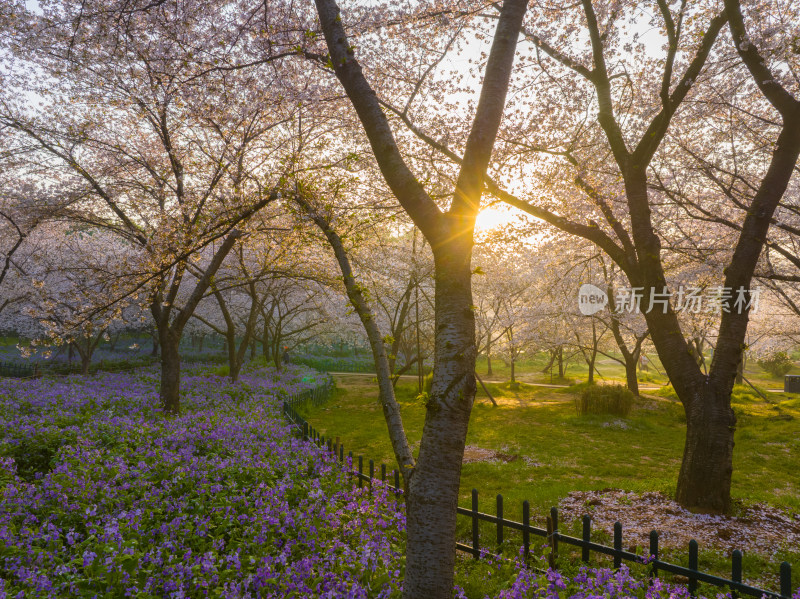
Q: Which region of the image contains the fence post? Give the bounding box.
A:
[688,540,698,596]
[550,506,559,564]
[472,489,479,559]
[731,549,742,599]
[582,515,591,563]
[369,459,374,489]
[780,562,792,599]
[358,455,363,488]
[394,469,400,494]
[339,445,344,462]
[522,500,530,562]
[303,422,308,441]
[650,530,659,579]
[613,522,622,569]
[381,463,386,482]
[496,494,504,552]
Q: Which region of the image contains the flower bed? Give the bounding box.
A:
[0,364,405,597]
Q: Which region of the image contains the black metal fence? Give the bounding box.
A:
[0,361,37,378]
[282,386,794,599]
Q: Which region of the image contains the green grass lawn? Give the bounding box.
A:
[298,374,800,587]
[301,376,800,515]
[475,350,798,391]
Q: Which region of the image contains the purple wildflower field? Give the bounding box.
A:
[0,364,405,598]
[1,363,796,599]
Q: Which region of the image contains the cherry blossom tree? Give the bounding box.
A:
[0,0,304,412]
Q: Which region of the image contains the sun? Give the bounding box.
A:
[475,203,517,232]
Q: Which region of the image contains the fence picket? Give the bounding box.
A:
[582,515,591,563]
[472,489,479,559]
[689,540,699,595]
[496,494,504,551]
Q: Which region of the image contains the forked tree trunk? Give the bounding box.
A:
[675,385,736,512]
[312,0,526,594]
[404,245,476,599]
[151,231,242,414]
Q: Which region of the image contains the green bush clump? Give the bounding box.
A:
[3,428,77,481]
[577,384,635,417]
[757,351,794,377]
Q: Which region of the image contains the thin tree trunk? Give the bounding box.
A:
[558,347,564,379]
[735,355,744,385]
[625,356,639,397]
[296,196,416,484]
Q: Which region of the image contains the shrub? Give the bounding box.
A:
[757,351,794,378]
[211,363,230,376]
[577,384,635,417]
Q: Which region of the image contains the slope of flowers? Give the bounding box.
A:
[0,364,405,598]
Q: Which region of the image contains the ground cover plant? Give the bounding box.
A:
[0,364,406,597]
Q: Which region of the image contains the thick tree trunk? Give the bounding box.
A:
[80,353,91,376]
[510,356,516,384]
[404,247,476,599]
[150,334,159,357]
[675,386,736,512]
[159,330,181,415]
